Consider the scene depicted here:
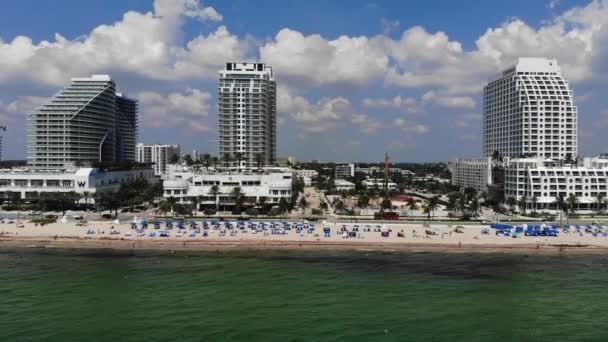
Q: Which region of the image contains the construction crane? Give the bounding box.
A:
[0,126,6,161]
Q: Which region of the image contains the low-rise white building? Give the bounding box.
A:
[504,156,608,213]
[449,158,493,192]
[362,178,397,190]
[163,168,293,209]
[334,179,355,191]
[355,166,381,175]
[0,167,157,201]
[293,169,318,179]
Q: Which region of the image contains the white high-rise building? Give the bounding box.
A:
[136,144,180,177]
[218,63,276,168]
[483,58,577,160]
[27,75,137,168]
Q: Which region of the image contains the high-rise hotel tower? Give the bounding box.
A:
[483,58,577,160]
[218,63,276,168]
[27,75,137,169]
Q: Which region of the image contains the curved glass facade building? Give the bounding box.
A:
[27,75,137,168]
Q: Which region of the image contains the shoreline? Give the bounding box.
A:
[2,236,606,255]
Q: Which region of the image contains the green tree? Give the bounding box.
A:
[506,197,517,213]
[407,197,417,216]
[278,197,289,216]
[381,198,392,210]
[597,193,606,215]
[469,196,480,217]
[518,194,527,215]
[427,196,440,219]
[567,193,578,215]
[299,197,308,216]
[531,195,538,214]
[357,194,370,210]
[158,200,171,217]
[211,156,219,169]
[208,184,220,211]
[222,153,232,168]
[81,191,91,210]
[446,193,458,217]
[202,153,211,170]
[231,186,244,212]
[190,196,200,216]
[254,152,264,170]
[233,152,244,172]
[184,154,194,166]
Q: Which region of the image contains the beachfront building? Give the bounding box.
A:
[163,168,292,210]
[334,179,355,191]
[503,156,608,213]
[483,57,577,161]
[136,143,181,177]
[449,158,493,193]
[362,178,397,190]
[0,167,156,201]
[27,75,138,169]
[218,63,276,169]
[335,164,355,179]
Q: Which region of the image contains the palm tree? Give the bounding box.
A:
[427,196,439,219]
[469,197,480,217]
[82,191,91,211]
[190,196,200,216]
[202,153,211,171]
[446,193,458,217]
[231,186,244,212]
[299,197,308,216]
[596,193,605,215]
[211,156,219,169]
[567,193,578,216]
[357,194,370,212]
[381,198,392,211]
[254,152,264,170]
[159,200,171,217]
[506,197,517,214]
[167,196,177,215]
[278,197,289,217]
[554,194,567,226]
[407,197,417,216]
[457,193,467,216]
[208,184,220,211]
[531,195,538,214]
[518,194,527,215]
[423,206,432,220]
[233,152,244,172]
[222,153,232,168]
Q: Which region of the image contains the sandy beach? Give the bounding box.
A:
[1,218,608,254]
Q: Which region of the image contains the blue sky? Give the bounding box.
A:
[0,0,606,162]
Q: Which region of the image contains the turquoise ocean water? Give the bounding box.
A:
[1,249,608,341]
